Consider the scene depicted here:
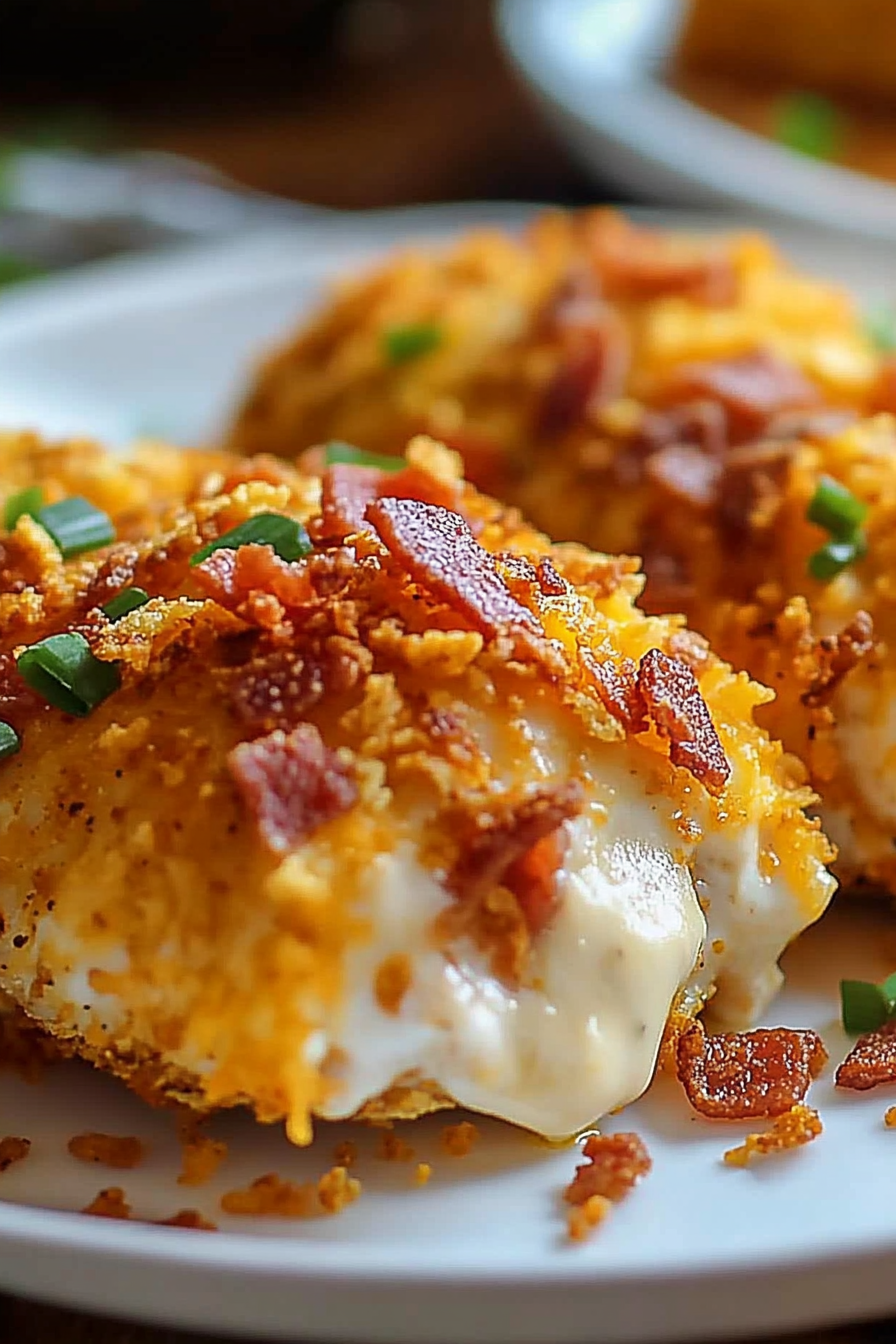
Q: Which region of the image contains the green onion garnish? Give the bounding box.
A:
[808,539,861,581]
[775,92,841,162]
[0,721,21,760]
[4,485,43,530]
[0,254,45,290]
[841,977,896,1035]
[189,513,312,567]
[383,323,442,365]
[17,632,120,717]
[102,587,150,621]
[324,441,403,472]
[35,496,115,559]
[807,476,868,539]
[865,303,896,354]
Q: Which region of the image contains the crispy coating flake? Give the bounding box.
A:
[677,1022,827,1119]
[835,1021,896,1092]
[567,1193,613,1242]
[67,1132,146,1169]
[564,1132,652,1205]
[723,1105,822,1167]
[177,1126,228,1187]
[82,1187,132,1220]
[440,1121,479,1157]
[0,1136,31,1173]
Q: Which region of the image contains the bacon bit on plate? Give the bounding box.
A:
[155,1209,218,1231]
[177,1128,228,1188]
[82,1187,132,1220]
[564,1132,652,1207]
[67,1132,146,1170]
[579,650,648,734]
[448,781,584,936]
[0,1136,30,1173]
[221,1173,320,1218]
[366,497,543,644]
[377,1131,415,1162]
[637,648,731,795]
[835,1020,896,1091]
[800,611,875,709]
[723,1105,823,1167]
[440,1121,479,1157]
[228,722,357,855]
[676,1022,828,1119]
[664,350,820,441]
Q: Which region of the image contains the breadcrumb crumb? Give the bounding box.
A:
[440,1121,478,1156]
[414,1162,432,1186]
[884,1106,896,1129]
[333,1140,358,1168]
[317,1164,362,1214]
[68,1132,146,1170]
[377,1130,415,1161]
[155,1209,218,1231]
[178,1131,228,1187]
[0,1136,30,1173]
[723,1104,822,1167]
[220,1166,361,1218]
[567,1194,612,1242]
[82,1187,132,1219]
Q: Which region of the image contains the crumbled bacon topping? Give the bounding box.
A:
[564,1132,651,1206]
[317,461,461,541]
[194,544,314,619]
[676,1022,828,1119]
[664,350,820,442]
[637,648,730,795]
[583,212,737,305]
[448,781,584,936]
[228,722,357,854]
[231,644,365,734]
[503,828,570,939]
[537,319,629,438]
[67,1132,146,1169]
[800,612,874,709]
[645,443,722,509]
[365,498,559,670]
[835,1020,896,1091]
[535,557,567,597]
[82,1187,132,1220]
[580,650,647,735]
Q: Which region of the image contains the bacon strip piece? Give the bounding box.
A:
[448,782,584,936]
[318,462,461,541]
[801,612,874,709]
[676,1022,828,1119]
[579,650,647,734]
[836,1021,896,1091]
[194,544,314,612]
[365,497,546,645]
[564,1132,651,1206]
[228,723,357,855]
[584,212,737,305]
[231,646,362,734]
[665,350,820,441]
[637,648,730,795]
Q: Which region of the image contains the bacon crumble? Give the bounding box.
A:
[835,1020,896,1091]
[228,722,357,854]
[67,1132,146,1170]
[664,350,820,441]
[637,648,731,795]
[564,1132,651,1206]
[579,650,647,734]
[676,1022,828,1119]
[801,612,875,709]
[317,461,461,541]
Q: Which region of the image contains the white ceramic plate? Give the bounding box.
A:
[1,204,896,1344]
[497,0,896,244]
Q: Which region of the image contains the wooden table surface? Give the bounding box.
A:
[2,2,894,1340]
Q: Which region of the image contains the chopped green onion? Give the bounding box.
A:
[882,971,896,1006]
[0,254,45,290]
[775,92,841,162]
[190,513,312,567]
[35,496,115,558]
[4,485,43,530]
[841,978,896,1035]
[17,632,120,717]
[324,441,403,472]
[865,303,896,353]
[807,476,868,539]
[0,720,20,760]
[102,587,150,621]
[383,323,442,365]
[808,539,861,581]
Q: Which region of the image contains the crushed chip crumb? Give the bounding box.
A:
[155,1208,218,1231]
[414,1162,432,1186]
[82,1186,132,1219]
[0,1136,31,1173]
[68,1132,146,1170]
[221,1166,360,1218]
[177,1129,228,1187]
[440,1120,478,1156]
[317,1164,362,1214]
[723,1104,822,1167]
[567,1194,612,1242]
[377,1130,415,1162]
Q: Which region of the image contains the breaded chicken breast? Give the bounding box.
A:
[0,434,833,1143]
[224,210,896,892]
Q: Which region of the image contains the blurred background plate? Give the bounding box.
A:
[497,0,896,243]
